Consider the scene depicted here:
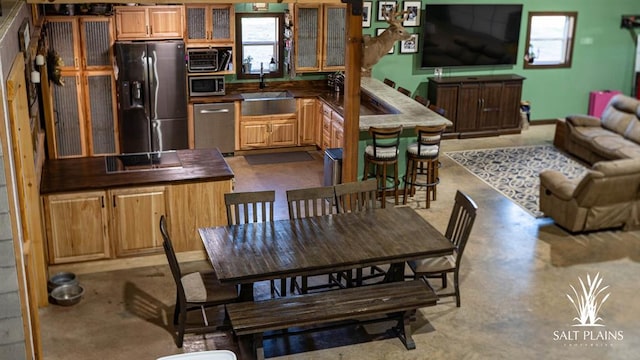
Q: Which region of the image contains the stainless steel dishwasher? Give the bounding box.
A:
[193,103,235,154]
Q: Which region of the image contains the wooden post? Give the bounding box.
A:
[342,2,362,183]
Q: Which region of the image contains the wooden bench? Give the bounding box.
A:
[226,280,438,360]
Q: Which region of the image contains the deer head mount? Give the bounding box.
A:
[362,6,413,70]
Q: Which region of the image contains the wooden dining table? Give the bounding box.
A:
[199,206,454,301]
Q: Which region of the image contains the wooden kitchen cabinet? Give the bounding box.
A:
[185,4,235,46]
[321,102,332,150]
[166,181,232,252]
[330,111,344,148]
[46,16,117,158]
[293,3,346,72]
[319,101,343,149]
[427,74,525,138]
[297,98,319,146]
[114,5,184,40]
[240,114,297,149]
[43,191,110,264]
[110,186,167,257]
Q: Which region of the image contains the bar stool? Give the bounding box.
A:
[403,125,446,208]
[414,95,429,107]
[362,126,403,207]
[383,78,396,88]
[397,86,411,97]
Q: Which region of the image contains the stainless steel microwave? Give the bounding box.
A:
[188,75,225,97]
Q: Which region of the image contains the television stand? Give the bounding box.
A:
[427,74,526,138]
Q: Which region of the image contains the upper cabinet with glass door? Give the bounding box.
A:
[292,3,346,73]
[185,4,235,46]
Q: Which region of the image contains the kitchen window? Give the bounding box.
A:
[236,13,284,79]
[524,11,577,69]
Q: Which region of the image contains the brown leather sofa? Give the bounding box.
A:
[564,94,640,164]
[539,157,640,232]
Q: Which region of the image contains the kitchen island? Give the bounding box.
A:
[40,149,233,270]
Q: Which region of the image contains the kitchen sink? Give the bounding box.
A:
[241,91,293,100]
[241,91,296,116]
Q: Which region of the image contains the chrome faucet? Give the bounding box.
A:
[259,62,266,89]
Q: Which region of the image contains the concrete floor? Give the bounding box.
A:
[40,125,640,359]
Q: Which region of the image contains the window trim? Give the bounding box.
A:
[235,13,285,80]
[523,11,578,69]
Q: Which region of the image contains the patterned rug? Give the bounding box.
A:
[445,145,588,217]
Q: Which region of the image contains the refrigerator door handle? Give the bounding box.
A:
[149,50,158,121]
[152,120,163,152]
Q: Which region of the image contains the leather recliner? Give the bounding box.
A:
[539,157,640,232]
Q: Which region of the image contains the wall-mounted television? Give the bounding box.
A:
[420,4,523,68]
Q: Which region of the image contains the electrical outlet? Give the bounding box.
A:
[434,68,443,77]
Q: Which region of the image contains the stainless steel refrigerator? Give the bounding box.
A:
[115,40,188,153]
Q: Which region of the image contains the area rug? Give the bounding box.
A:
[445,145,588,217]
[245,151,314,165]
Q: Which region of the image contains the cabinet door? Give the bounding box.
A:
[44,191,110,264]
[80,17,113,70]
[115,7,149,39]
[47,17,81,70]
[322,4,346,71]
[427,83,457,133]
[148,6,184,39]
[478,82,503,130]
[500,81,524,130]
[297,98,318,145]
[110,187,166,257]
[210,5,234,43]
[166,181,232,252]
[321,104,332,150]
[331,112,344,148]
[294,4,322,72]
[240,120,269,149]
[51,72,87,158]
[270,116,298,147]
[84,71,118,155]
[456,84,480,133]
[185,5,208,43]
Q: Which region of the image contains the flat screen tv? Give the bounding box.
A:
[420,4,523,68]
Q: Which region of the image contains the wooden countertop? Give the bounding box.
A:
[189,78,452,131]
[40,149,234,195]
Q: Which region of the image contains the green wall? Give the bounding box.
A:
[369,0,640,121]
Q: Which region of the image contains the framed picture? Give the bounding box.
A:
[376,28,395,54]
[402,1,421,27]
[377,1,397,22]
[18,19,30,54]
[362,2,372,28]
[400,34,419,54]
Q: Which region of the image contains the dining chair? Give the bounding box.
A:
[286,186,343,294]
[397,86,412,97]
[383,78,396,88]
[333,179,386,286]
[362,125,403,207]
[159,216,239,348]
[407,190,478,307]
[334,178,378,213]
[403,124,447,208]
[224,190,286,297]
[287,185,337,219]
[224,190,275,225]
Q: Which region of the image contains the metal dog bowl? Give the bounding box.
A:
[50,284,84,306]
[48,272,78,293]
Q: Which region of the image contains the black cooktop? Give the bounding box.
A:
[105,151,182,173]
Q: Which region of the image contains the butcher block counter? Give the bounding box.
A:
[41,149,233,267]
